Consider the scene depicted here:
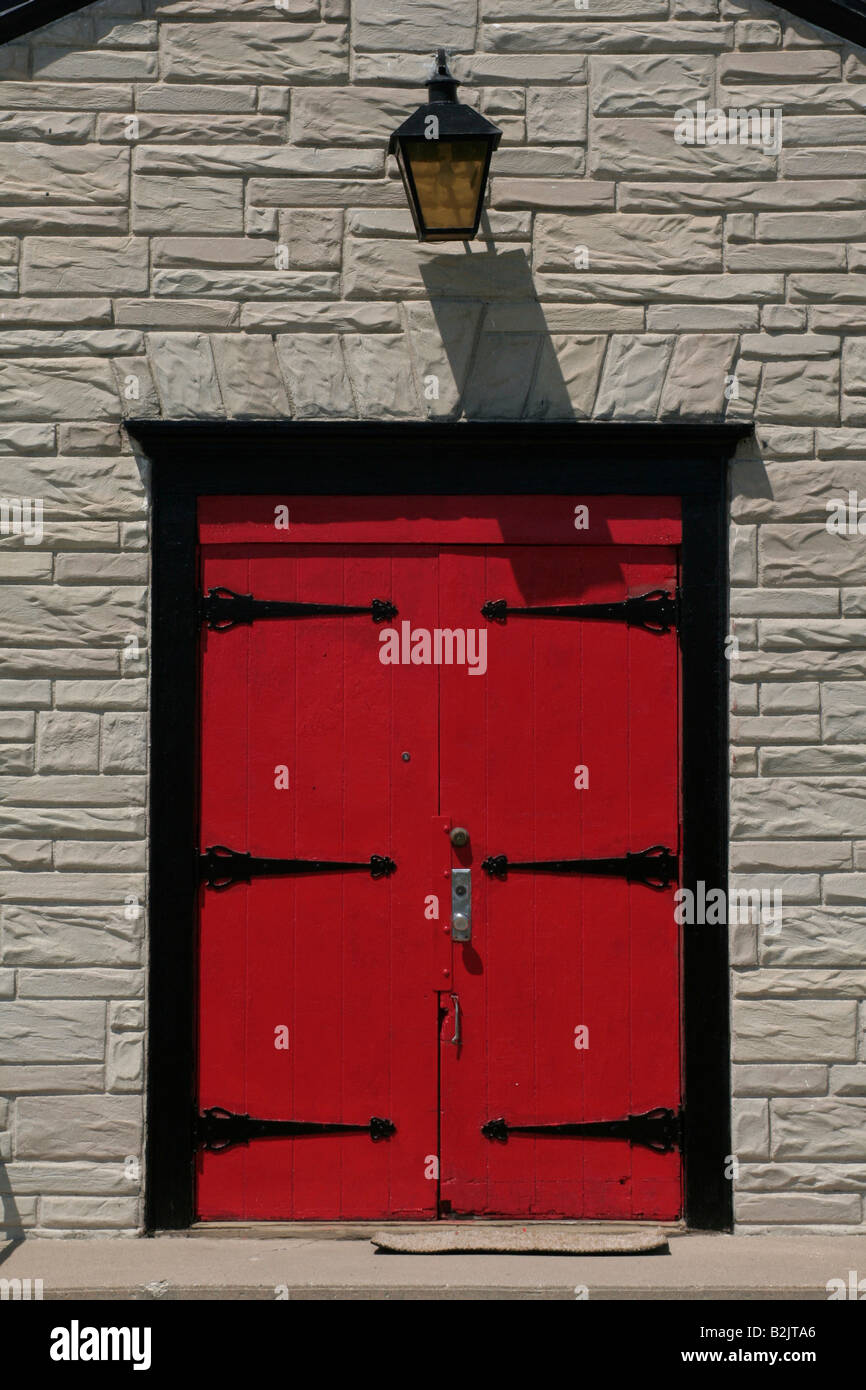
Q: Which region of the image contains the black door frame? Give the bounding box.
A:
[129,419,750,1233]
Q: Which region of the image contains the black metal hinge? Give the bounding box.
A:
[200,844,397,891]
[481,588,678,635]
[197,1106,396,1153]
[482,1106,682,1155]
[481,844,677,891]
[201,586,398,632]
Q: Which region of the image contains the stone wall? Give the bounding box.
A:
[1,0,866,1233]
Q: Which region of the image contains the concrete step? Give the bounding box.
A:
[2,1232,866,1300]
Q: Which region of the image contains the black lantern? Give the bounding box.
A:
[388,49,502,243]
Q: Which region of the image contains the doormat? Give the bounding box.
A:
[370,1227,669,1255]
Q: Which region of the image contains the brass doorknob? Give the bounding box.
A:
[450,827,469,848]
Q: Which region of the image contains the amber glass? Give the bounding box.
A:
[400,138,488,237]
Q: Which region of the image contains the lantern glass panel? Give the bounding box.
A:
[401,138,488,236]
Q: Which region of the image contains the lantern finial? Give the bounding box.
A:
[427,48,458,104]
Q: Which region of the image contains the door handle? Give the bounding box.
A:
[449,993,461,1046]
[451,867,471,942]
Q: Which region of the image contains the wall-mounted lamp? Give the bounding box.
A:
[388,48,502,243]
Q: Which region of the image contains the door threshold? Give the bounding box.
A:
[172,1219,688,1241]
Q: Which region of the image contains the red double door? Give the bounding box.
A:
[196,496,682,1221]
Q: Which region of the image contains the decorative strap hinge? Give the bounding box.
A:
[482,1106,682,1155]
[200,844,397,891]
[197,1106,396,1153]
[481,588,679,635]
[200,586,398,632]
[481,844,677,891]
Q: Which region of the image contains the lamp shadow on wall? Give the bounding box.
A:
[0,1163,26,1264]
[418,235,640,608]
[418,233,580,423]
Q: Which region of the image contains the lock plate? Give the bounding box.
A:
[451,867,471,942]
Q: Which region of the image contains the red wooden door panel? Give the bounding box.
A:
[438,545,681,1220]
[197,546,440,1219]
[195,498,682,1222]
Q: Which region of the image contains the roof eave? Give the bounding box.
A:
[1,0,866,55]
[0,0,92,45]
[780,0,866,48]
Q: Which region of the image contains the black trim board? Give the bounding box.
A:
[3,0,866,44]
[132,419,749,1233]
